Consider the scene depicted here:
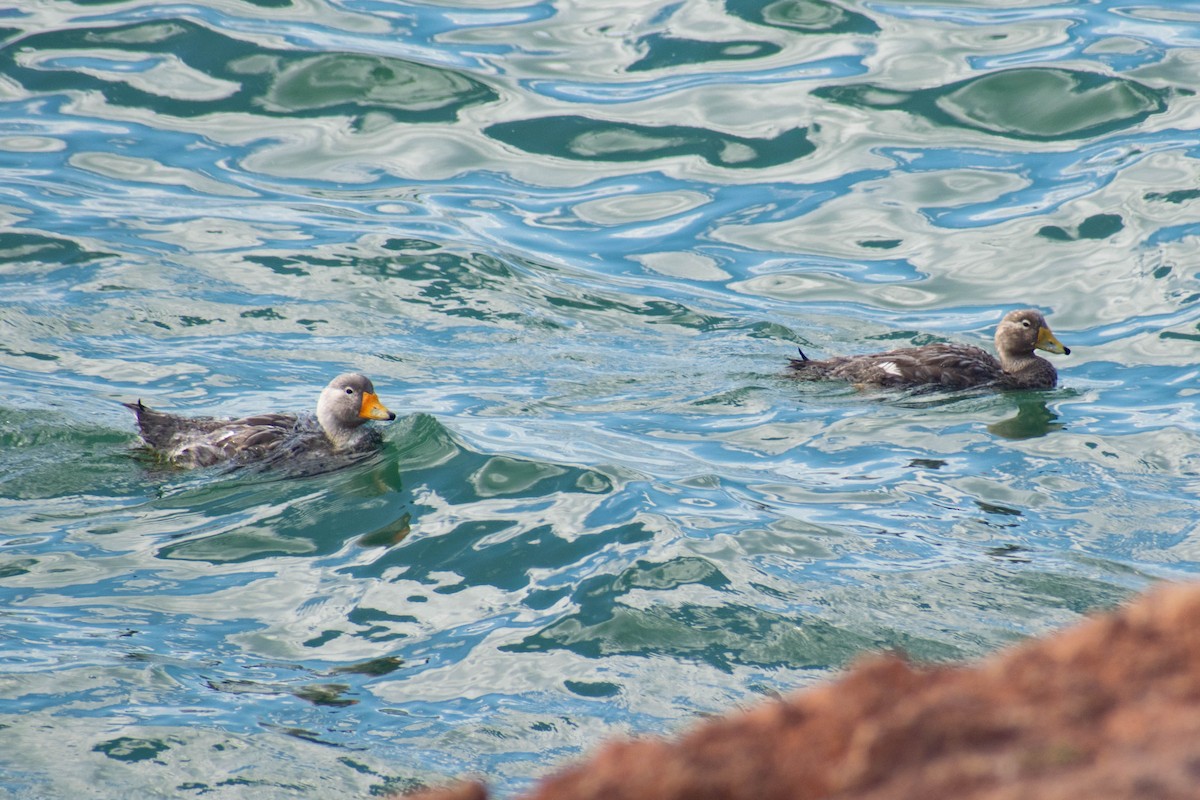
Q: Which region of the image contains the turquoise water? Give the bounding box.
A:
[4,0,1200,796]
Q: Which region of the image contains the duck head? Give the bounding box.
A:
[995,309,1070,361]
[317,373,396,444]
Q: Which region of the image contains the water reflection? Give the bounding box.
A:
[725,0,881,35]
[6,21,497,122]
[815,68,1169,141]
[484,116,815,167]
[988,395,1064,440]
[628,34,781,73]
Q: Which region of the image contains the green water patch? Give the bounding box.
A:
[248,244,563,330]
[1005,570,1132,615]
[628,34,781,72]
[484,116,815,168]
[93,736,172,763]
[151,458,409,563]
[136,419,446,562]
[726,0,880,35]
[327,656,404,677]
[858,238,902,250]
[1037,213,1125,241]
[470,456,567,498]
[1161,327,1200,343]
[355,517,643,594]
[145,412,620,580]
[348,241,518,286]
[986,395,1064,441]
[5,19,496,123]
[815,68,1169,140]
[507,599,876,673]
[244,52,495,120]
[389,413,461,472]
[291,683,356,708]
[158,526,319,562]
[346,512,649,596]
[0,409,141,501]
[0,231,116,269]
[0,558,37,579]
[207,679,357,707]
[563,679,620,698]
[504,555,970,671]
[250,238,735,333]
[1146,188,1200,204]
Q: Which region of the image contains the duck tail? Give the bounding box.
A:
[123,400,175,446]
[787,347,814,371]
[122,400,147,427]
[124,399,151,435]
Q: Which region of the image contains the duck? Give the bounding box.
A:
[125,373,396,469]
[788,309,1071,390]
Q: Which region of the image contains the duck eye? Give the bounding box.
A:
[1021,320,1031,328]
[344,387,355,395]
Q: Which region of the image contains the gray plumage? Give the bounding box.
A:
[789,309,1070,390]
[125,373,396,469]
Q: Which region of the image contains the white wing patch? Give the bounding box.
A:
[878,361,903,377]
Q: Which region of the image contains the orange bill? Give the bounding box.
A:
[359,391,396,421]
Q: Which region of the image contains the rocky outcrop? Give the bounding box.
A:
[412,582,1200,800]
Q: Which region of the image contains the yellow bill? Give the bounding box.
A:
[1036,326,1071,356]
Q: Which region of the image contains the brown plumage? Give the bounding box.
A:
[788,309,1071,390]
[125,373,396,469]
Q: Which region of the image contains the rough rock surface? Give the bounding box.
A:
[411,582,1200,800]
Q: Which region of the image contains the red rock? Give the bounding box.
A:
[409,582,1200,800]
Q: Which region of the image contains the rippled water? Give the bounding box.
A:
[4,0,1200,796]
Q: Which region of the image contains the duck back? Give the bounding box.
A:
[790,343,1005,389]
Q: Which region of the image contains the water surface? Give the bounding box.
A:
[4,0,1200,797]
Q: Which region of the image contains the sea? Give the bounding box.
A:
[3,0,1200,797]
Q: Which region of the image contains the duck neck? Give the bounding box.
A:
[999,351,1043,372]
[998,352,1056,388]
[318,410,366,449]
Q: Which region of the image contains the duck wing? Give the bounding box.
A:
[125,402,303,468]
[123,401,225,448]
[791,344,1004,389]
